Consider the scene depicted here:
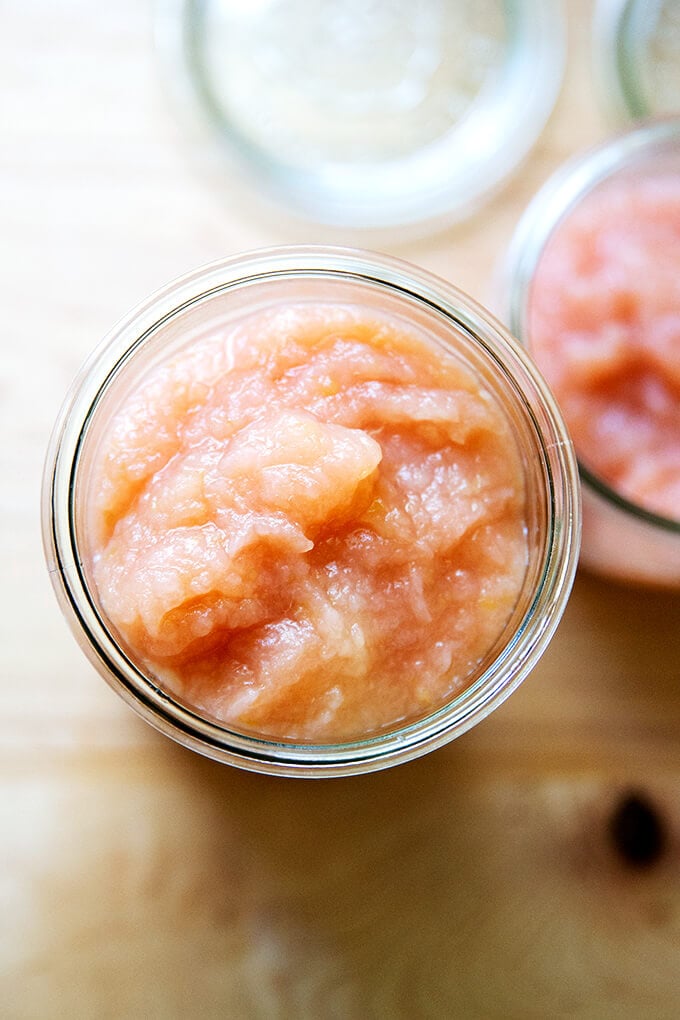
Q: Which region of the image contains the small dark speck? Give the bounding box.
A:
[608,791,667,869]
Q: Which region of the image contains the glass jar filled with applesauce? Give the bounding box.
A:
[503,120,680,588]
[43,247,580,776]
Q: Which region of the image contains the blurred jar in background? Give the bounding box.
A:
[156,0,565,234]
[594,0,680,122]
[502,119,680,589]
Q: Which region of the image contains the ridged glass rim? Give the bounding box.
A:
[503,119,680,537]
[155,0,565,234]
[43,246,580,777]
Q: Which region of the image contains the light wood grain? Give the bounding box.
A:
[2,1,680,1017]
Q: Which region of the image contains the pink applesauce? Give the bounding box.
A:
[88,304,528,742]
[529,175,680,520]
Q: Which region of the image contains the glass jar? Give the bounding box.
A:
[43,247,580,777]
[156,0,565,234]
[502,119,680,588]
[594,0,680,122]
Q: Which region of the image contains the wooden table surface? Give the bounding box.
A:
[3,2,680,1016]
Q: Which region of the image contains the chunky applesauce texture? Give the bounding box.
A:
[529,175,680,521]
[88,304,528,742]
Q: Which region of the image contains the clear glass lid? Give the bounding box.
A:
[157,0,565,232]
[595,0,680,120]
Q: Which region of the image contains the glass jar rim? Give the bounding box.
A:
[503,118,680,536]
[43,246,581,776]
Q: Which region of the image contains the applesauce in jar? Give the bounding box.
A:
[88,303,528,743]
[528,174,680,522]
